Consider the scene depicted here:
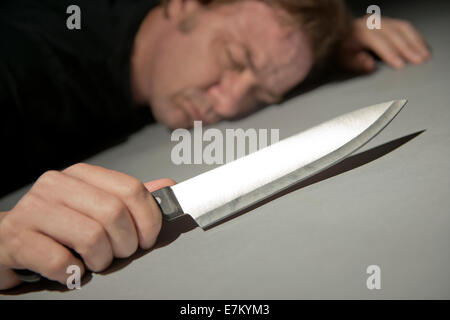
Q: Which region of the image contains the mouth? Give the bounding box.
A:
[176,95,211,123]
[185,102,204,121]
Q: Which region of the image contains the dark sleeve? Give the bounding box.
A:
[0,18,54,196]
[0,13,152,197]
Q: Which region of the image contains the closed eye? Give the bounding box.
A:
[226,48,246,72]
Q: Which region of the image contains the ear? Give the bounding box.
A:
[166,0,202,22]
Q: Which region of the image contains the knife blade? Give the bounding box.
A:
[153,99,407,228]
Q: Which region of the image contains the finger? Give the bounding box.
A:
[396,22,430,58]
[361,31,405,69]
[26,200,113,272]
[384,28,425,65]
[11,230,84,285]
[0,267,22,290]
[144,178,177,192]
[63,164,171,249]
[34,170,138,258]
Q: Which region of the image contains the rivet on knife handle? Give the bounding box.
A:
[152,187,184,221]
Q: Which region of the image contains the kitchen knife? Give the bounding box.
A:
[15,99,407,283]
[154,99,407,228]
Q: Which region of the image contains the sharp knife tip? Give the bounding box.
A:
[388,99,408,113]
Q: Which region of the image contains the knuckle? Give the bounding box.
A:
[82,223,107,252]
[102,197,126,225]
[64,162,91,174]
[120,177,146,200]
[36,170,62,186]
[18,192,44,211]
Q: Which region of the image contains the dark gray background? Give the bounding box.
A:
[1,1,449,299]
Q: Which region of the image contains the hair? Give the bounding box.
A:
[161,0,353,67]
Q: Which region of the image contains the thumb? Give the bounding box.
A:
[144,178,176,192]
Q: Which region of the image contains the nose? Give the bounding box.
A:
[207,70,257,118]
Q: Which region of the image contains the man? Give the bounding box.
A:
[0,0,429,289]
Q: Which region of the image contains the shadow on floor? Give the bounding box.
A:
[205,129,426,229]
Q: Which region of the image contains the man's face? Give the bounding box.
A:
[144,0,313,129]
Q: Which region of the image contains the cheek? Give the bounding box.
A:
[148,42,186,93]
[151,98,191,129]
[152,34,222,94]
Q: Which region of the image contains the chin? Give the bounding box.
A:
[160,109,192,130]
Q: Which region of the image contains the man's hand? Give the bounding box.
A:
[0,163,175,290]
[338,16,431,73]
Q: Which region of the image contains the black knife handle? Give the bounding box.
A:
[13,188,184,283]
[151,187,185,221]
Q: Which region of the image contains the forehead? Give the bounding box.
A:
[216,0,313,94]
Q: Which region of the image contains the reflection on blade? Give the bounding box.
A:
[172,100,407,228]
